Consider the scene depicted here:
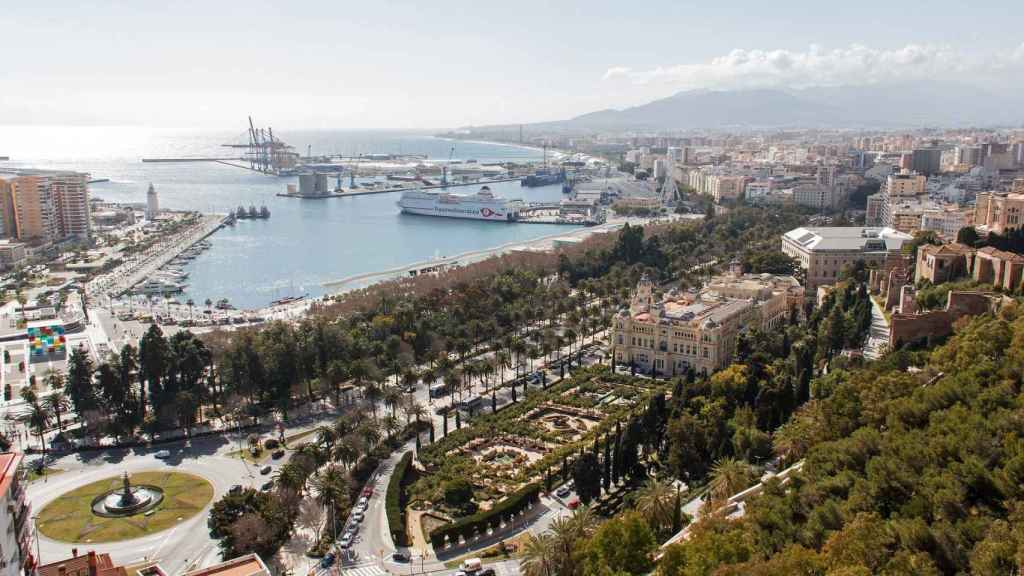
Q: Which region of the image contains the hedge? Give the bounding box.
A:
[428,482,541,549]
[386,451,414,546]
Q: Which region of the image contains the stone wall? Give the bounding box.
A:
[889,291,994,347]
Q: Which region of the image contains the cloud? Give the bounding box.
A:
[602,66,632,80]
[603,43,1024,89]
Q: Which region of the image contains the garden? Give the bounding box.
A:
[406,366,666,551]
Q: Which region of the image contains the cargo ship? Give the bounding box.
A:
[396,186,523,221]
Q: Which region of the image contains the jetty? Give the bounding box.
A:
[275,177,522,199]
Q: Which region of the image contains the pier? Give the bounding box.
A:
[275,176,523,199]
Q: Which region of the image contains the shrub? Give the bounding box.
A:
[386,451,413,546]
[428,483,541,550]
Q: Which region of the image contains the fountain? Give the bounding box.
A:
[91,472,165,518]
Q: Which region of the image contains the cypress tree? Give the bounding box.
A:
[429,421,435,443]
[671,490,682,533]
[455,410,462,430]
[602,437,611,493]
[443,412,449,436]
[492,391,497,413]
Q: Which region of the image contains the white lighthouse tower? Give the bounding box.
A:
[146,183,160,220]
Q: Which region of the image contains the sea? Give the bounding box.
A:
[0,126,571,309]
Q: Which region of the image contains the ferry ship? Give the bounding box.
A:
[396,186,522,222]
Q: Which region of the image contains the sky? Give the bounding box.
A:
[2,0,1023,130]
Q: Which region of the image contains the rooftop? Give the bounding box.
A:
[182,554,269,576]
[784,226,912,252]
[0,452,23,496]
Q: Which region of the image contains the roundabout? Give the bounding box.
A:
[35,470,214,543]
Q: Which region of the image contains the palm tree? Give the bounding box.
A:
[186,298,195,321]
[634,478,676,535]
[43,368,64,391]
[382,414,400,442]
[43,391,69,431]
[333,435,361,471]
[273,462,309,493]
[316,425,337,452]
[708,458,755,504]
[20,401,50,454]
[204,298,213,314]
[311,464,349,540]
[520,533,557,576]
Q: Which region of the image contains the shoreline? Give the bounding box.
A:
[321,221,625,293]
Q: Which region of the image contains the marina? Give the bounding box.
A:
[4,128,600,308]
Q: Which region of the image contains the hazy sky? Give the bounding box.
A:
[2,0,1022,130]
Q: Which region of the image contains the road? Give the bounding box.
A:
[24,406,352,575]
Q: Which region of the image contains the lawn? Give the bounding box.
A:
[227,427,320,464]
[36,471,214,543]
[26,467,64,483]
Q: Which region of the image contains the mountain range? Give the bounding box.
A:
[494,82,1024,132]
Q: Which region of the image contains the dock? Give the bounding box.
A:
[275,177,523,199]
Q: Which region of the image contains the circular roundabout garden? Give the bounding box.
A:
[36,471,214,543]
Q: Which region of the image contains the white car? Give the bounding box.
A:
[352,511,365,523]
[339,534,353,548]
[357,496,368,506]
[154,449,171,459]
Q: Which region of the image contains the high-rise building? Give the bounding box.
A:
[885,172,927,197]
[147,183,160,220]
[50,172,91,240]
[1,171,90,243]
[9,175,58,243]
[0,452,30,576]
[911,148,942,176]
[0,177,15,238]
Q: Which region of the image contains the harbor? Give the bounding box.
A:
[274,176,522,198]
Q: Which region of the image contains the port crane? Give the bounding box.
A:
[441,145,455,187]
[219,117,298,175]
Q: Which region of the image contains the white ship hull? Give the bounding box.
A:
[397,187,521,222]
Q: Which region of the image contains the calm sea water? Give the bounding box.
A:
[0,126,570,308]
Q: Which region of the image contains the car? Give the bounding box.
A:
[260,465,272,475]
[479,570,496,576]
[361,486,374,497]
[355,502,367,514]
[339,534,353,548]
[154,449,171,459]
[346,523,360,536]
[556,486,572,498]
[567,498,580,510]
[260,480,275,491]
[320,553,335,569]
[352,511,365,523]
[357,496,368,506]
[391,552,410,563]
[271,449,285,459]
[229,484,243,494]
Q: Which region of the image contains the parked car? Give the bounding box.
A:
[271,449,285,459]
[391,552,410,563]
[479,569,496,576]
[320,553,335,569]
[260,480,274,491]
[154,449,171,459]
[260,465,272,475]
[361,486,374,497]
[352,511,365,523]
[357,496,368,507]
[567,498,580,510]
[339,534,353,548]
[556,486,572,498]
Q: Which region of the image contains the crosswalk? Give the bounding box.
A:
[340,562,387,576]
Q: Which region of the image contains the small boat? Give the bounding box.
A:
[269,295,305,306]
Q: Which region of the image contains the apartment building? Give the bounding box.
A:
[7,175,58,243]
[50,173,91,240]
[782,226,912,292]
[0,453,30,576]
[0,172,90,244]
